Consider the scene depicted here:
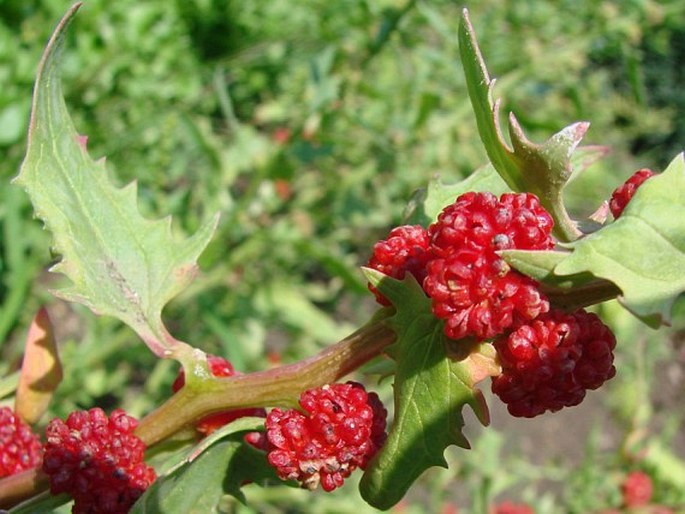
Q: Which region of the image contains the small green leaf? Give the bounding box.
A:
[360,270,491,510]
[555,153,685,327]
[13,4,218,357]
[499,249,622,311]
[8,492,71,514]
[500,249,595,289]
[405,163,509,225]
[159,417,265,477]
[132,419,277,513]
[131,440,240,514]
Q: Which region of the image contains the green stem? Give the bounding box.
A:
[135,312,396,446]
[547,195,583,243]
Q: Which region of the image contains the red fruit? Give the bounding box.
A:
[0,406,42,478]
[492,309,616,417]
[609,168,656,219]
[424,252,549,341]
[43,408,156,514]
[265,382,387,492]
[622,470,653,507]
[425,192,553,341]
[493,501,535,514]
[366,224,431,306]
[429,192,554,258]
[173,354,266,435]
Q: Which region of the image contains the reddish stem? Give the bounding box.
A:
[134,313,396,446]
[0,467,49,509]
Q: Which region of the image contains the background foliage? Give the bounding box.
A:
[0,0,683,512]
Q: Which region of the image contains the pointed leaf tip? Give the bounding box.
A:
[15,3,217,357]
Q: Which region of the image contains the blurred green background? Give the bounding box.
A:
[0,0,683,512]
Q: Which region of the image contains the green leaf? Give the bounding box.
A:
[13,4,218,358]
[359,270,491,510]
[644,439,685,490]
[500,249,604,291]
[499,249,622,312]
[9,492,71,514]
[158,417,265,477]
[458,9,585,242]
[457,10,524,194]
[131,419,277,513]
[554,153,685,327]
[405,163,509,225]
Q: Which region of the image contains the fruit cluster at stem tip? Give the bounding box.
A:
[365,185,645,417]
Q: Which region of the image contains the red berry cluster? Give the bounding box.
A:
[491,309,616,417]
[367,192,554,340]
[425,192,554,340]
[609,168,656,219]
[366,191,619,417]
[622,470,653,508]
[172,354,266,435]
[366,224,431,306]
[265,382,387,491]
[492,501,535,514]
[0,406,42,478]
[42,408,156,514]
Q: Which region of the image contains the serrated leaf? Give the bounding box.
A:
[13,4,218,357]
[15,307,62,424]
[457,11,524,193]
[555,153,685,327]
[131,419,277,514]
[359,270,491,510]
[405,163,509,225]
[458,9,584,242]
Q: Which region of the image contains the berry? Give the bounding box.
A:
[492,309,616,417]
[43,408,156,514]
[609,168,656,219]
[173,354,266,435]
[622,471,653,507]
[0,406,42,478]
[429,192,554,258]
[366,224,431,306]
[265,382,387,492]
[425,192,553,341]
[492,502,535,514]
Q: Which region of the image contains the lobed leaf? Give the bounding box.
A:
[359,270,491,510]
[458,9,585,242]
[555,153,685,327]
[13,3,218,357]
